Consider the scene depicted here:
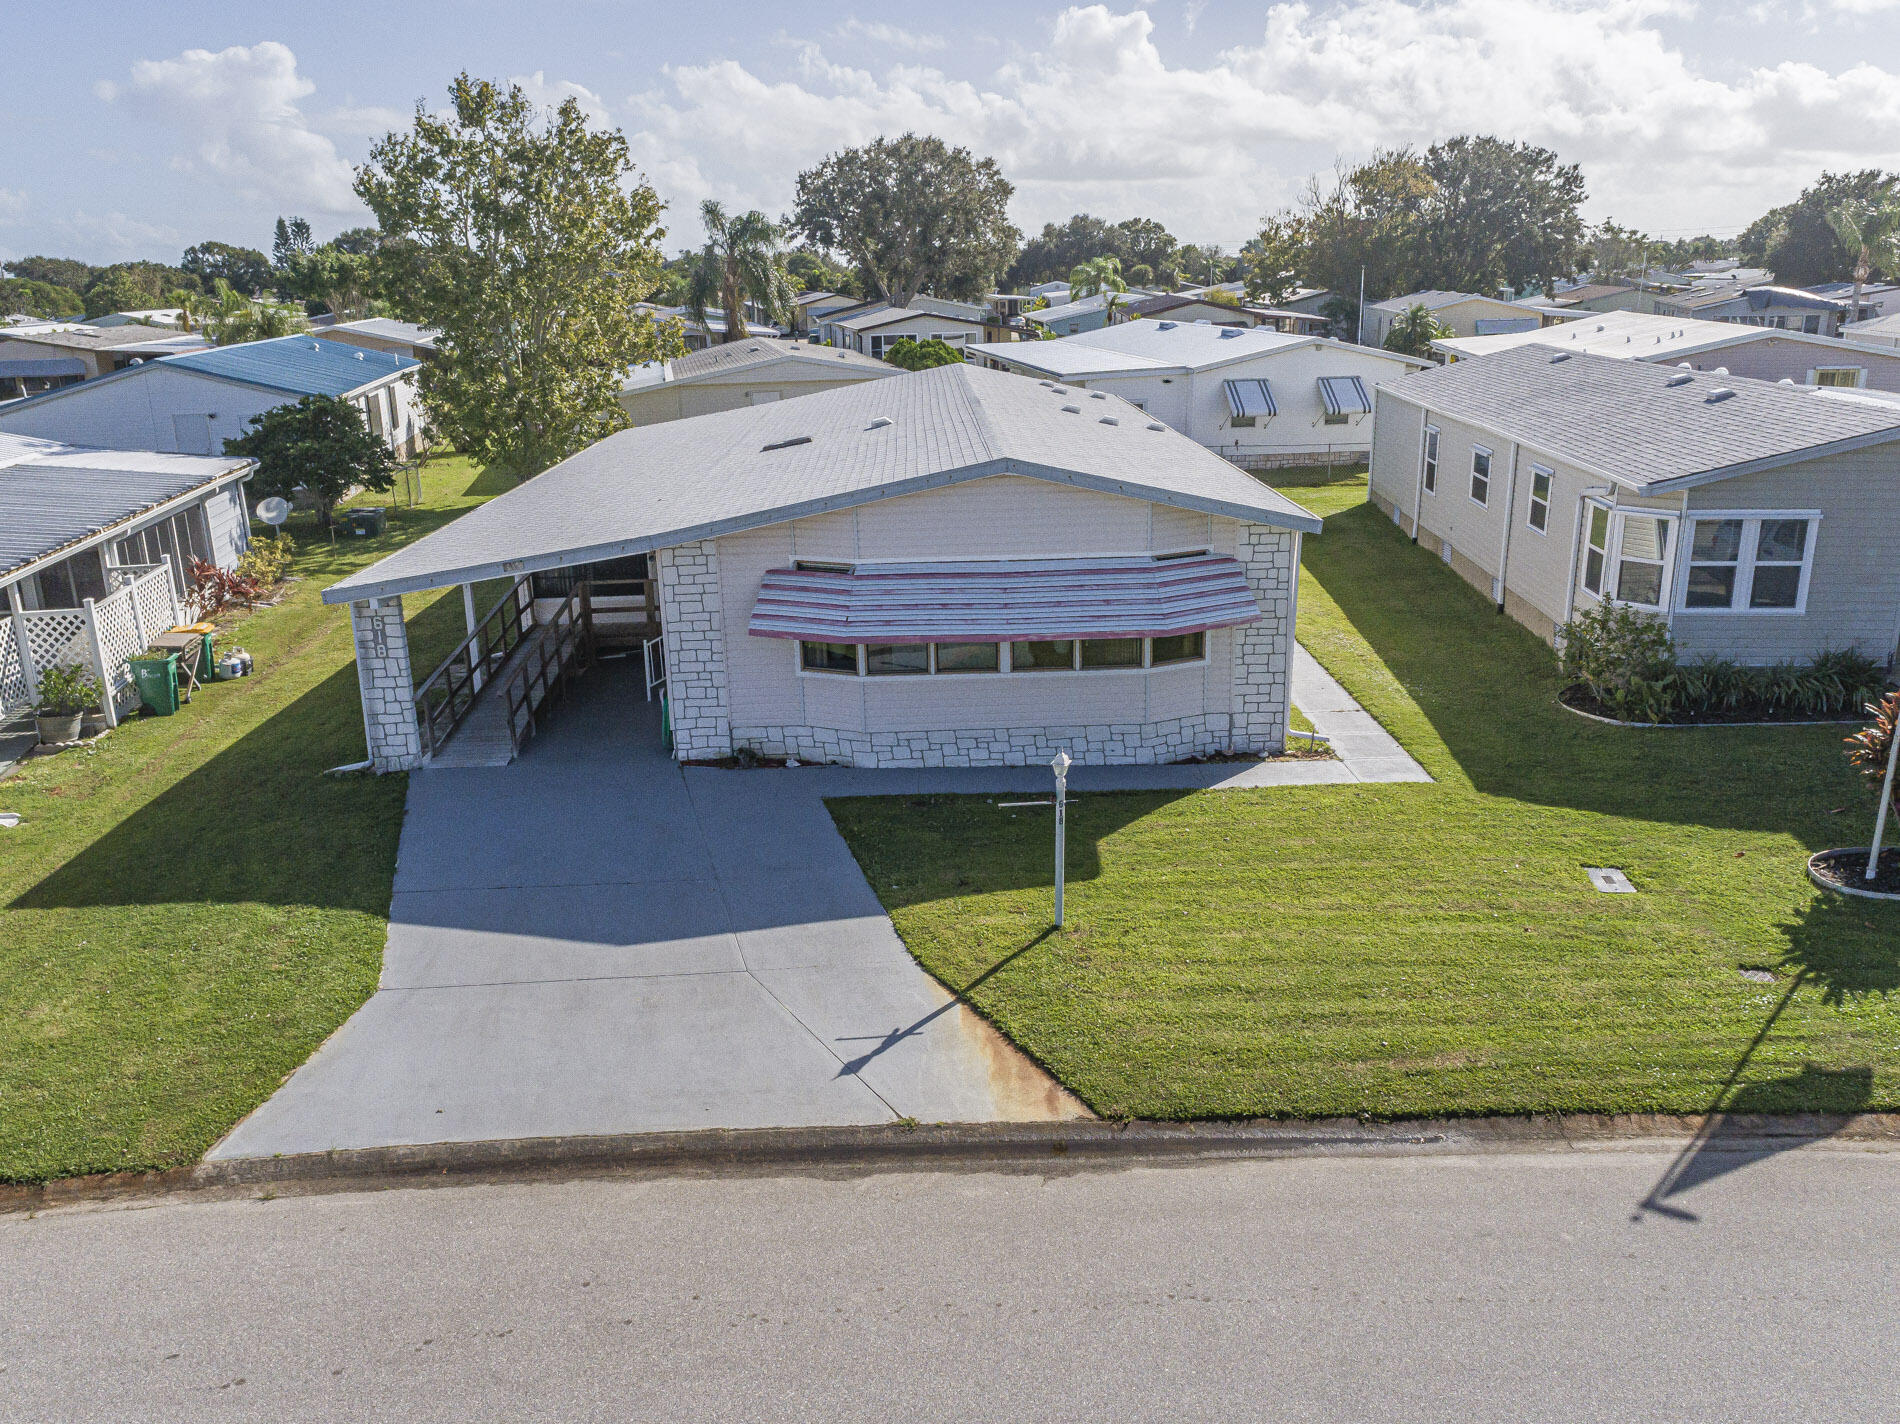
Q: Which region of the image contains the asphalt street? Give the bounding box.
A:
[6,1139,1899,1422]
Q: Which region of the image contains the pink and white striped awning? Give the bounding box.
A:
[747,556,1262,642]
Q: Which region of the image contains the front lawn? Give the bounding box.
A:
[830,477,1900,1120]
[0,457,508,1182]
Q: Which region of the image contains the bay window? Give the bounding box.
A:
[1580,505,1674,610]
[1683,515,1816,613]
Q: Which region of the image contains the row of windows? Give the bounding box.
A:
[800,633,1207,677]
[1424,425,1574,539]
[1582,510,1816,612]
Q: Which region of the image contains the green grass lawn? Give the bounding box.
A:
[830,475,1900,1121]
[0,456,510,1182]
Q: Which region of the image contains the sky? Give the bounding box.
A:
[4,0,1899,269]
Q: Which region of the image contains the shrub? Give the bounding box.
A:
[235,533,295,587]
[1558,600,1678,722]
[882,336,965,371]
[185,558,263,619]
[36,663,100,716]
[1845,690,1900,814]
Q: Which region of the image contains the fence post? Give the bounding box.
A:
[126,574,149,653]
[82,598,118,730]
[6,583,40,709]
[160,554,180,626]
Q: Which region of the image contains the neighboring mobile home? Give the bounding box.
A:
[618,340,898,424]
[1367,347,1900,665]
[1433,310,1900,392]
[1363,290,1564,345]
[323,363,1320,772]
[819,299,988,358]
[969,321,1423,469]
[1,433,251,724]
[0,335,426,459]
[0,323,207,388]
[316,317,438,364]
[1654,283,1858,336]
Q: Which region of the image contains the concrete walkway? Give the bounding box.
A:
[211,661,1083,1160]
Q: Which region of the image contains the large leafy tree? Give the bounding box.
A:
[792,133,1020,306]
[1826,183,1900,319]
[1242,215,1307,304]
[1411,136,1586,295]
[685,201,796,343]
[0,276,83,318]
[785,246,858,297]
[882,336,964,370]
[356,73,680,479]
[281,245,376,319]
[4,256,97,293]
[272,216,316,269]
[1587,220,1651,282]
[1741,169,1897,284]
[1007,213,1181,288]
[224,395,395,528]
[181,241,273,296]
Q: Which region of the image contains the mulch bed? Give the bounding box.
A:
[1560,684,1870,726]
[1809,847,1900,899]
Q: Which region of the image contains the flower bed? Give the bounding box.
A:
[1809,848,1900,900]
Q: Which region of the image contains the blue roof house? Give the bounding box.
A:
[0,335,426,459]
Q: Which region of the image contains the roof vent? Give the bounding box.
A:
[354,349,366,359]
[866,416,893,429]
[1779,377,1796,385]
[1099,415,1119,425]
[1052,386,1070,395]
[1713,366,1729,376]
[1549,352,1572,363]
[1157,321,1177,330]
[1089,390,1108,399]
[1146,422,1166,432]
[1219,327,1243,338]
[1061,404,1081,413]
[1038,380,1054,388]
[761,435,813,451]
[1706,387,1736,403]
[1665,372,1694,387]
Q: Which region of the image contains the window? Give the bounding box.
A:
[1811,367,1865,388]
[801,641,858,674]
[1527,466,1552,533]
[1685,515,1816,612]
[1802,314,1821,334]
[933,642,999,673]
[1613,515,1670,607]
[1011,640,1075,671]
[1149,632,1205,665]
[1583,505,1610,594]
[1469,446,1492,505]
[1079,638,1144,669]
[1323,411,1349,426]
[1422,425,1439,493]
[865,643,929,675]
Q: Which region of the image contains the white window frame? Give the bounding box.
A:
[1469,445,1492,507]
[1526,465,1552,534]
[1422,424,1439,494]
[1579,501,1678,611]
[1675,510,1821,617]
[793,634,1209,679]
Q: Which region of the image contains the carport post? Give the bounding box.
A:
[461,584,480,690]
[1051,750,1071,927]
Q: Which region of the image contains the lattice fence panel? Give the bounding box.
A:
[93,593,144,707]
[21,610,89,677]
[0,631,27,713]
[132,567,177,639]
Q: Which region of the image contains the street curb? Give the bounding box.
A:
[9,1111,1900,1214]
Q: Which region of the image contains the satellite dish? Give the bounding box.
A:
[256,496,290,526]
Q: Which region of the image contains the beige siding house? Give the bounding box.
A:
[1368,347,1900,666]
[325,363,1320,772]
[618,340,897,425]
[1363,290,1566,346]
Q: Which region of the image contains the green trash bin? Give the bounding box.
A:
[128,653,180,716]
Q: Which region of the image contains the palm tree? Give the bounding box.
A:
[1383,302,1452,358]
[1067,256,1127,302]
[686,201,797,344]
[1826,186,1900,329]
[206,280,306,345]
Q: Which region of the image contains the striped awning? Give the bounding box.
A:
[1224,378,1277,419]
[1318,375,1372,416]
[748,556,1262,642]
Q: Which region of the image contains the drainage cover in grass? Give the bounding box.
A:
[1586,867,1636,894]
[1740,967,1777,984]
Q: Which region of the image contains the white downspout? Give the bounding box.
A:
[1410,406,1431,544]
[1494,441,1521,613]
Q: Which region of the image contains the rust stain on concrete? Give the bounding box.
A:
[947,1001,1093,1121]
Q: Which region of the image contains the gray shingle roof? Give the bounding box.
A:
[323,317,439,349]
[325,363,1322,604]
[0,434,251,581]
[0,324,199,352]
[1378,345,1900,490]
[664,339,895,382]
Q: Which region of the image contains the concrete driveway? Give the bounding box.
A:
[212,661,1082,1160]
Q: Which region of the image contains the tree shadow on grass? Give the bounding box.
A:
[12,662,406,915]
[1301,500,1873,836]
[1635,894,1898,1221]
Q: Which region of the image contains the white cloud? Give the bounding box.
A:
[623,2,1900,245]
[0,188,27,222]
[100,41,363,215]
[832,18,948,52]
[510,71,612,128]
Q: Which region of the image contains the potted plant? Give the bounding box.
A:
[34,664,101,745]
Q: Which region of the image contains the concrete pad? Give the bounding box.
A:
[381,880,744,989]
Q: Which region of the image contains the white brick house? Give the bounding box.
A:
[324,363,1322,771]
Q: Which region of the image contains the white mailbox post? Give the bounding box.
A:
[1050,749,1071,927]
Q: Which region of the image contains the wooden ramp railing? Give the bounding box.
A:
[501,584,595,757]
[413,578,534,760]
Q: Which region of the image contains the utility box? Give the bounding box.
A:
[346,506,389,538]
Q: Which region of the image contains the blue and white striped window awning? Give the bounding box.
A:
[1223,379,1277,419]
[1318,375,1372,416]
[748,556,1264,644]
